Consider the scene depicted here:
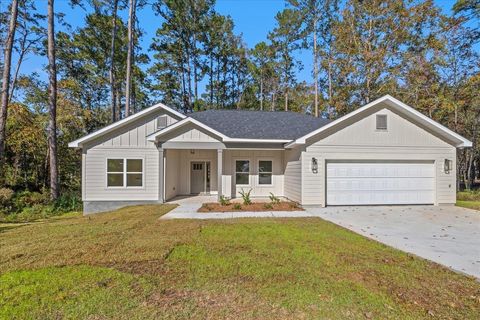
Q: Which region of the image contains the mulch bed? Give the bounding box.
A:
[198,202,304,212]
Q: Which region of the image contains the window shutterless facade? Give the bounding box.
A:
[235,160,250,185]
[258,160,272,185]
[107,158,143,188]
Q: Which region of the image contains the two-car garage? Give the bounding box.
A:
[326,161,435,206]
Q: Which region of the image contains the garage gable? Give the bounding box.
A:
[287,95,471,149]
[315,108,451,148]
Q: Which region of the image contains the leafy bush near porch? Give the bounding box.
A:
[239,188,252,205]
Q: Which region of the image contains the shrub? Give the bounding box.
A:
[457,190,480,201]
[219,195,230,206]
[0,188,14,209]
[52,193,82,213]
[263,203,273,210]
[239,188,252,205]
[269,192,280,205]
[13,190,49,211]
[233,203,242,210]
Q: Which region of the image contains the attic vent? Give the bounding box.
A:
[157,115,168,129]
[376,114,387,130]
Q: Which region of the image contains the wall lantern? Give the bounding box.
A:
[190,149,195,155]
[312,157,318,174]
[444,159,452,174]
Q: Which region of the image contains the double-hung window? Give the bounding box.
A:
[235,160,250,185]
[258,160,273,185]
[107,158,143,188]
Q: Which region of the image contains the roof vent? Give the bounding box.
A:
[157,115,168,129]
[376,114,387,130]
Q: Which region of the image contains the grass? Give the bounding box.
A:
[457,200,480,211]
[457,191,480,211]
[1,205,479,319]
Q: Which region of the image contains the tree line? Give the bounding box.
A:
[0,0,479,201]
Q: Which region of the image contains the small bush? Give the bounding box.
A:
[53,193,82,213]
[263,203,273,210]
[269,192,280,205]
[239,188,252,205]
[233,203,242,210]
[457,190,480,201]
[0,188,14,208]
[219,195,230,206]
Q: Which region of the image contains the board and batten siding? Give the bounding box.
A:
[82,109,180,201]
[301,108,457,206]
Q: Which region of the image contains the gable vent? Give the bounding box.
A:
[157,115,168,129]
[376,114,387,130]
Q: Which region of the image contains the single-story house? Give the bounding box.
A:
[69,95,472,214]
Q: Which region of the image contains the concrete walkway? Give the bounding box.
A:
[163,195,322,219]
[162,198,480,279]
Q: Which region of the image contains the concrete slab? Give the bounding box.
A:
[311,205,480,279]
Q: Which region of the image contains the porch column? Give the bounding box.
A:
[217,149,223,201]
[158,146,164,203]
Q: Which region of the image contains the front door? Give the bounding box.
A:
[190,162,211,194]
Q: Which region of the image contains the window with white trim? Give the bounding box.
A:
[376,114,387,130]
[157,115,168,129]
[235,160,250,185]
[258,160,272,185]
[107,158,143,187]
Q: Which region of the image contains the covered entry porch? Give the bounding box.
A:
[160,147,224,201]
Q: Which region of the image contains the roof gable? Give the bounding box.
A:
[286,95,472,148]
[68,103,185,148]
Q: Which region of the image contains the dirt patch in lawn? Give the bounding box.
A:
[198,202,304,212]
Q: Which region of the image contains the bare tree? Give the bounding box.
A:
[47,0,59,200]
[109,0,119,122]
[125,0,136,117]
[0,0,19,185]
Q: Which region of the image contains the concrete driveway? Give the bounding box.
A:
[314,205,480,279]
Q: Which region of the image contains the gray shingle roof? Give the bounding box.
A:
[188,110,331,140]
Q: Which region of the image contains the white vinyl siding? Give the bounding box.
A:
[84,148,159,201]
[283,148,302,203]
[82,109,182,202]
[301,108,457,206]
[222,150,284,198]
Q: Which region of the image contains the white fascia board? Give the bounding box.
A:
[289,94,472,148]
[68,102,186,148]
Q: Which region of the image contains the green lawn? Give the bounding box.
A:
[1,205,479,319]
[457,200,480,211]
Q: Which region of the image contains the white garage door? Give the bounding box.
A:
[326,162,435,205]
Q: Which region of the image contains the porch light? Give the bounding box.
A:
[312,157,318,174]
[190,149,195,155]
[444,159,452,174]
